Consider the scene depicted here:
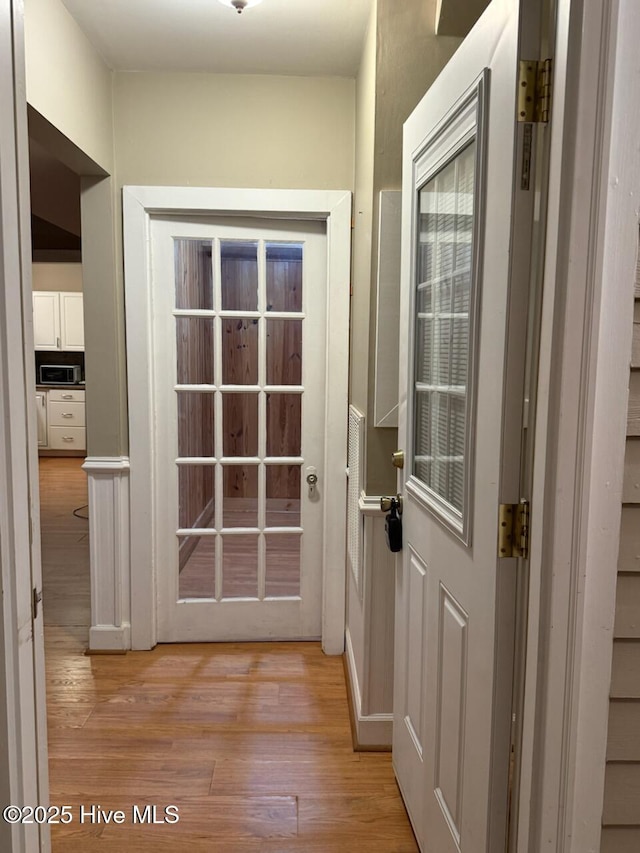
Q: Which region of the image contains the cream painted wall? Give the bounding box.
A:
[345,0,461,746]
[366,0,460,494]
[113,72,354,190]
[349,3,377,418]
[24,0,114,173]
[347,0,376,738]
[32,262,82,292]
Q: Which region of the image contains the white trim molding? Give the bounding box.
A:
[345,628,394,748]
[0,1,51,849]
[345,502,395,749]
[517,1,640,850]
[123,186,351,652]
[82,457,131,651]
[359,492,385,515]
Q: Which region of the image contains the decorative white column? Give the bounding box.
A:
[82,457,131,650]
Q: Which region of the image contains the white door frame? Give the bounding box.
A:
[0,1,50,851]
[516,0,640,850]
[123,186,351,654]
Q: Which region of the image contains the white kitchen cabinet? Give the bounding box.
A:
[47,426,86,450]
[36,389,86,453]
[33,292,60,350]
[48,400,85,427]
[59,293,84,351]
[48,388,85,404]
[35,392,48,447]
[33,291,84,351]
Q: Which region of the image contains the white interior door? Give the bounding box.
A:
[150,216,327,642]
[394,0,541,849]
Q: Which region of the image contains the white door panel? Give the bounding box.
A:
[60,292,84,350]
[150,217,327,642]
[32,291,60,350]
[394,0,540,849]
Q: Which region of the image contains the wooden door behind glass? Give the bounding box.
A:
[151,218,326,642]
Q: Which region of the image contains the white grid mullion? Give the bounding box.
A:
[220,384,261,393]
[175,384,217,392]
[432,172,442,490]
[177,528,217,537]
[446,158,460,502]
[262,385,303,394]
[263,527,304,535]
[213,237,223,601]
[258,239,267,600]
[219,527,262,535]
[173,309,216,317]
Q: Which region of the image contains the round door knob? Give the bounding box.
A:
[306,473,318,485]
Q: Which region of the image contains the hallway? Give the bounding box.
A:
[41,459,418,851]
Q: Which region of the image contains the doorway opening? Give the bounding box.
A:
[29,132,90,643]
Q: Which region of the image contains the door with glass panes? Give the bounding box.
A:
[151,217,326,642]
[392,0,541,849]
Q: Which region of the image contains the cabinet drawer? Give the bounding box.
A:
[48,388,85,403]
[48,426,86,450]
[48,400,85,427]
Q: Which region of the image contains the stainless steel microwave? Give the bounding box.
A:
[38,364,82,385]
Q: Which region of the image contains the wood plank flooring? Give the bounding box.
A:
[41,458,418,852]
[39,457,90,631]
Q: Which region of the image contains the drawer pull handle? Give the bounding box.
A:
[62,437,75,442]
[62,395,73,400]
[61,413,73,418]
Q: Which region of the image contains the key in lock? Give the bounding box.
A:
[380,495,403,552]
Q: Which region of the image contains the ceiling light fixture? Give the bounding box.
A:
[217,0,263,13]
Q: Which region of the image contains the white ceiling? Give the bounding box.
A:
[61,0,374,77]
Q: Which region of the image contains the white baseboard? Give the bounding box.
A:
[82,457,131,651]
[345,627,393,748]
[89,625,131,651]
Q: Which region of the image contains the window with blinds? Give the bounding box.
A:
[412,141,476,524]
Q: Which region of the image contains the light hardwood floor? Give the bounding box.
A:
[41,458,418,852]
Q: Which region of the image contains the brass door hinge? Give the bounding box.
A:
[518,59,552,123]
[498,500,530,558]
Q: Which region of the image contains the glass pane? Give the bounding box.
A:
[178,535,215,599]
[266,243,303,312]
[222,393,258,456]
[177,392,215,457]
[265,534,301,597]
[266,465,301,527]
[413,141,475,517]
[222,318,258,384]
[223,465,258,528]
[221,241,258,311]
[174,239,213,310]
[222,535,258,599]
[266,393,302,456]
[176,317,214,385]
[178,465,215,530]
[266,319,302,385]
